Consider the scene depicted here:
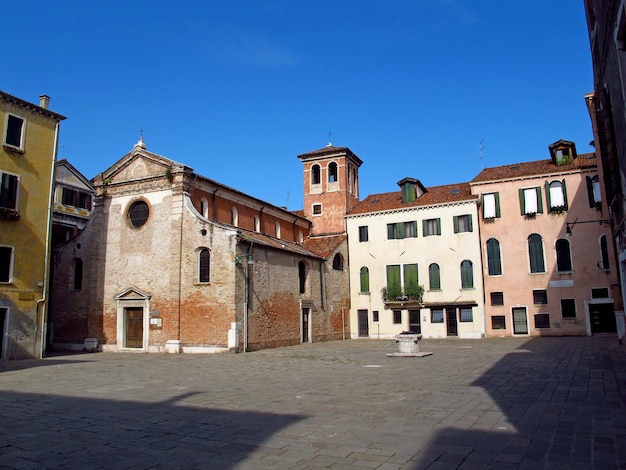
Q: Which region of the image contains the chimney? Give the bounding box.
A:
[39,95,50,109]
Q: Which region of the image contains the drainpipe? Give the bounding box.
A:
[37,120,61,358]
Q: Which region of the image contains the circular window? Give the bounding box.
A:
[128,200,149,228]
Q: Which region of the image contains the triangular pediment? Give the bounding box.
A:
[56,159,94,191]
[114,286,151,300]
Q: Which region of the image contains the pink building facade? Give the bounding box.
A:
[470,141,622,337]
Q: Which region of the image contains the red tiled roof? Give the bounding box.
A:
[302,234,347,259]
[347,182,475,216]
[238,229,323,260]
[297,145,363,166]
[470,153,597,183]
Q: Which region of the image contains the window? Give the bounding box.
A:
[358,226,369,242]
[312,204,322,215]
[0,246,13,282]
[490,292,504,306]
[254,216,260,232]
[519,187,543,215]
[556,238,572,272]
[4,114,25,149]
[73,259,83,290]
[200,198,209,218]
[453,214,473,233]
[311,164,321,185]
[373,310,379,322]
[359,267,369,293]
[528,234,545,273]
[387,221,417,240]
[404,221,418,238]
[332,253,343,271]
[275,222,281,239]
[328,162,338,183]
[199,249,210,283]
[460,307,473,322]
[423,218,441,236]
[298,261,307,294]
[600,235,610,270]
[393,310,402,324]
[491,315,506,330]
[460,260,473,289]
[534,314,550,329]
[591,288,609,299]
[431,308,444,323]
[486,238,502,275]
[386,264,401,299]
[128,200,149,228]
[587,175,602,207]
[428,263,440,290]
[546,180,568,212]
[533,289,548,305]
[0,172,19,209]
[561,298,576,318]
[482,192,500,219]
[62,188,92,210]
[231,207,238,226]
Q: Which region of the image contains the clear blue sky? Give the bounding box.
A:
[5,1,593,211]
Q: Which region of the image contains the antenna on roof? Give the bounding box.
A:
[479,140,486,170]
[327,131,332,147]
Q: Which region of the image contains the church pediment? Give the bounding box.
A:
[114,286,151,300]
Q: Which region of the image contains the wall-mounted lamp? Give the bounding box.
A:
[565,219,610,237]
[235,254,254,265]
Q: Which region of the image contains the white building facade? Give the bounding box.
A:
[347,179,486,339]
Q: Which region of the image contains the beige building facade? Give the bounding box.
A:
[347,179,485,339]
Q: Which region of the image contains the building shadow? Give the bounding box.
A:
[0,389,305,469]
[411,336,625,469]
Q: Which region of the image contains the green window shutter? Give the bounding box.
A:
[429,263,440,290]
[422,219,428,236]
[528,234,545,273]
[436,218,441,235]
[413,221,418,237]
[562,179,568,210]
[360,267,369,293]
[386,265,401,295]
[397,222,405,239]
[387,224,394,239]
[536,187,543,213]
[487,238,502,275]
[453,215,459,233]
[586,176,595,207]
[403,264,419,290]
[468,214,473,232]
[519,188,525,215]
[494,192,501,218]
[545,181,552,212]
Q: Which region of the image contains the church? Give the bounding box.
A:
[49,138,360,353]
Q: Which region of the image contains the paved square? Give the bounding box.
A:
[0,336,625,469]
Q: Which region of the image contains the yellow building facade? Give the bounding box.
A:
[0,91,65,359]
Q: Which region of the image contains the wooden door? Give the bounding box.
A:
[357,310,369,337]
[125,307,143,348]
[446,308,458,336]
[302,308,309,343]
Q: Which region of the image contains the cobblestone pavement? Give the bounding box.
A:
[0,336,625,469]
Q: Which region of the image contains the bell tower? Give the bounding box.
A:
[298,144,363,235]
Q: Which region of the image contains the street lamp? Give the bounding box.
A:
[565,219,611,237]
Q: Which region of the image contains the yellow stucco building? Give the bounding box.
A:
[0,91,65,359]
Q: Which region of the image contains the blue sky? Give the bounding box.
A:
[6,1,593,211]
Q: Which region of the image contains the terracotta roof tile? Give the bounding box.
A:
[348,182,475,216]
[471,153,597,183]
[238,229,323,259]
[301,234,347,259]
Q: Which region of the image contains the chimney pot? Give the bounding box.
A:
[39,95,50,109]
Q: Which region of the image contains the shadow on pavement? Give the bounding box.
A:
[0,390,305,469]
[411,336,626,469]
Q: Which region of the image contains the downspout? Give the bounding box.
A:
[37,120,61,358]
[243,241,254,353]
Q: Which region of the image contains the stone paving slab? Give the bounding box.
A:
[0,336,625,469]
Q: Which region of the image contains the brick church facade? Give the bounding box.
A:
[49,139,357,353]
